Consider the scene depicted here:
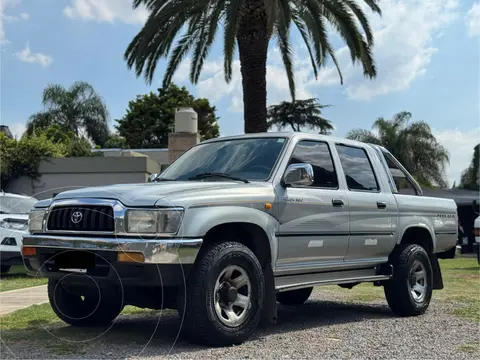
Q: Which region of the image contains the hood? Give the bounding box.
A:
[52,181,274,207]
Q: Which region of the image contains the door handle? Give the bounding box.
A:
[377,201,387,209]
[332,199,344,207]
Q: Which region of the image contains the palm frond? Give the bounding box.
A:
[223,0,242,82]
[276,0,295,100]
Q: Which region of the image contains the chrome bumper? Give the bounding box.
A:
[22,234,203,264]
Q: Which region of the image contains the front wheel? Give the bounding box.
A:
[182,241,265,346]
[48,279,123,327]
[384,244,433,316]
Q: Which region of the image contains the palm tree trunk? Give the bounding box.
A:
[237,0,269,133]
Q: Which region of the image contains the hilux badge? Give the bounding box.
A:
[71,211,83,224]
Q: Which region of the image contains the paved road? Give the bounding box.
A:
[0,285,48,315]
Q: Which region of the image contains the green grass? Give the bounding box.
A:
[0,304,163,356]
[319,256,480,322]
[0,265,47,292]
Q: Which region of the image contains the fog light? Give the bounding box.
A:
[117,252,145,263]
[21,247,37,256]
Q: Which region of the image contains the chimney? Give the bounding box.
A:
[168,107,200,164]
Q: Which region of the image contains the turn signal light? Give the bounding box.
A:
[21,247,37,257]
[117,252,145,263]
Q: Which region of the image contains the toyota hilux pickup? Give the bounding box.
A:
[22,132,457,346]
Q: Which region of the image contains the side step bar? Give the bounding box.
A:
[275,265,393,293]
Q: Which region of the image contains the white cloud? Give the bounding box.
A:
[64,0,148,25]
[174,0,460,110]
[308,0,460,101]
[465,2,480,37]
[180,49,315,113]
[434,128,480,185]
[0,0,29,45]
[15,45,53,67]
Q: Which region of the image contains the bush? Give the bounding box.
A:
[0,127,101,189]
[0,133,65,189]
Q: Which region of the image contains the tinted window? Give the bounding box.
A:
[383,153,418,195]
[288,141,338,188]
[336,145,379,191]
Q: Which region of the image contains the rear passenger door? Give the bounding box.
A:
[276,140,349,270]
[335,144,396,262]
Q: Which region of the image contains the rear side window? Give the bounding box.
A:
[288,140,338,188]
[336,145,379,192]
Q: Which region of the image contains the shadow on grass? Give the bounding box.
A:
[1,300,393,359]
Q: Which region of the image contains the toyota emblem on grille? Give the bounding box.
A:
[71,211,83,224]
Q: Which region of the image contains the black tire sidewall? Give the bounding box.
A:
[385,244,433,316]
[185,242,265,345]
[403,248,433,312]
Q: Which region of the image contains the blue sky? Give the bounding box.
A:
[1,0,479,184]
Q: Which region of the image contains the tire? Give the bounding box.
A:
[48,279,123,327]
[182,241,265,346]
[384,244,433,317]
[0,265,11,274]
[276,287,313,305]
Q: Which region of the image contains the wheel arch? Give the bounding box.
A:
[395,226,443,290]
[398,225,435,254]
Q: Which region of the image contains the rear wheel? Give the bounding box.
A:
[384,244,433,316]
[276,287,313,305]
[48,279,123,327]
[182,241,265,346]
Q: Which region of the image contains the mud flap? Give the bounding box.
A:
[429,253,444,290]
[261,265,277,326]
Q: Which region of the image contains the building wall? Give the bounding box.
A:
[7,157,160,200]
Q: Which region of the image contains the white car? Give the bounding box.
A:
[0,192,38,273]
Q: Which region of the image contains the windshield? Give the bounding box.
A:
[160,137,287,181]
[0,196,37,214]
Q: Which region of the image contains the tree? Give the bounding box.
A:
[26,81,110,146]
[346,112,450,187]
[267,98,333,134]
[104,134,129,149]
[459,144,479,190]
[124,0,381,134]
[116,84,219,148]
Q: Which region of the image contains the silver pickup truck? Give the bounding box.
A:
[23,132,457,346]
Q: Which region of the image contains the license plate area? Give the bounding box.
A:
[55,251,95,270]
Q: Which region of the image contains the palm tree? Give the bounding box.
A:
[267,98,333,134]
[346,112,450,187]
[124,0,381,133]
[26,82,110,146]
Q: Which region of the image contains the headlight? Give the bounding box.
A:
[126,209,183,235]
[0,220,28,231]
[28,210,46,233]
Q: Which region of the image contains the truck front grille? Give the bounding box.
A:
[47,206,115,232]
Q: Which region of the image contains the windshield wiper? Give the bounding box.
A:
[153,177,176,182]
[188,172,250,183]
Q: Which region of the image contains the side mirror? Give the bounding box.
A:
[282,163,314,187]
[148,173,159,183]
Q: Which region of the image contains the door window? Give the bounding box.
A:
[288,141,338,188]
[336,145,379,192]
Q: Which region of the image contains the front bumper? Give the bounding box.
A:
[22,234,203,264]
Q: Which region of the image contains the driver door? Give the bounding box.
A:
[275,140,349,272]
